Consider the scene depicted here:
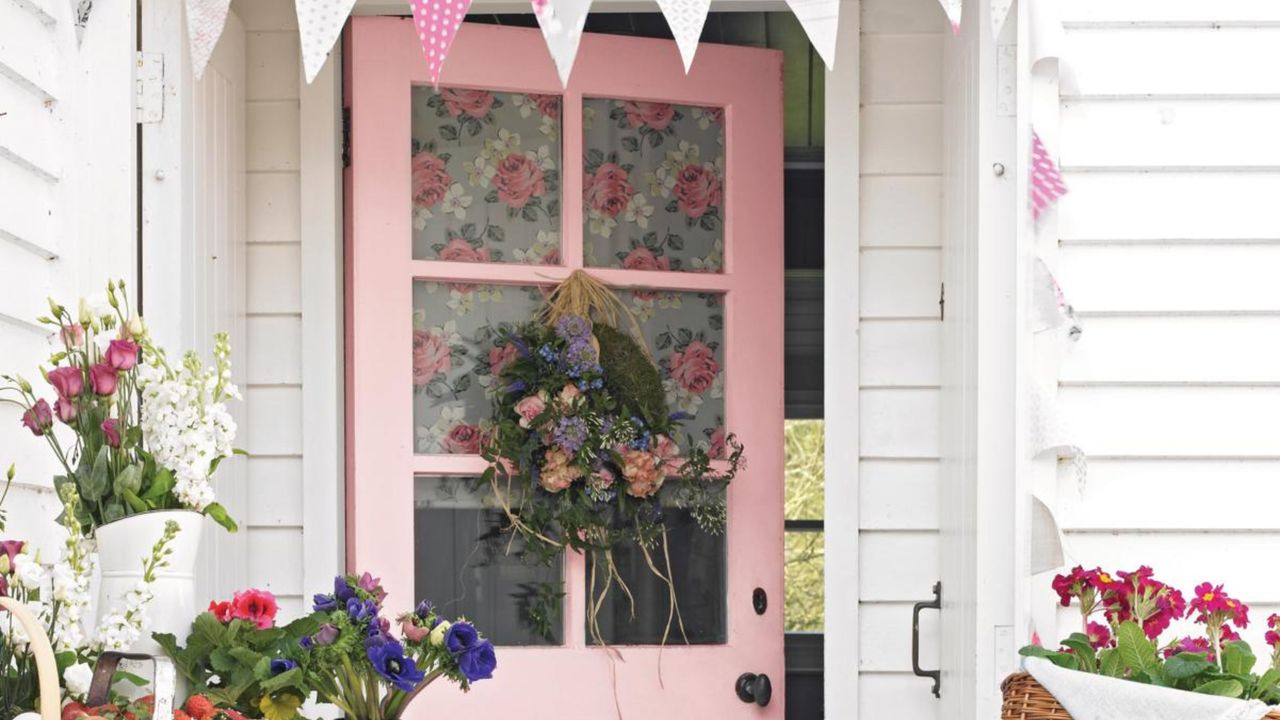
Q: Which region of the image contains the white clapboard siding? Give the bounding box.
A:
[1049,2,1280,668]
[233,0,307,620]
[858,0,946,714]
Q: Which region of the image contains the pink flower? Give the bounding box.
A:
[1051,566,1102,610]
[1220,624,1242,643]
[54,398,77,424]
[1086,622,1112,650]
[0,540,25,566]
[105,339,140,371]
[1164,636,1213,660]
[668,341,720,395]
[1189,582,1249,629]
[489,344,518,378]
[673,163,722,219]
[47,366,83,400]
[539,247,562,266]
[401,616,430,642]
[89,363,118,396]
[442,424,483,454]
[514,393,547,429]
[591,466,616,489]
[491,153,546,209]
[208,600,234,623]
[411,151,453,210]
[622,101,675,130]
[539,447,582,493]
[558,383,581,406]
[437,237,491,264]
[412,330,452,386]
[21,399,53,436]
[527,93,560,119]
[622,248,671,299]
[60,324,85,347]
[700,106,725,127]
[708,426,727,459]
[101,418,121,448]
[441,89,495,119]
[584,163,635,219]
[654,434,680,462]
[621,450,664,498]
[229,589,278,629]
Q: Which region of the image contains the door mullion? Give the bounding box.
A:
[561,90,585,269]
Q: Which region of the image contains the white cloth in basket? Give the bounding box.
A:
[1026,656,1277,720]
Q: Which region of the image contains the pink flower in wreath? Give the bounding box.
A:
[707,426,727,460]
[441,89,495,119]
[412,330,451,386]
[654,434,680,463]
[668,341,720,395]
[621,450,664,498]
[528,93,560,119]
[673,163,722,219]
[539,447,582,493]
[491,153,546,209]
[622,101,675,130]
[442,423,483,454]
[489,343,518,378]
[411,151,453,210]
[584,163,635,219]
[558,383,582,407]
[514,393,547,429]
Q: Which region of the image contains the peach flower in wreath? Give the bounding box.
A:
[413,330,452,386]
[491,153,546,209]
[442,423,483,454]
[708,426,727,460]
[441,89,495,119]
[540,447,583,493]
[673,163,722,219]
[654,434,680,463]
[411,151,453,210]
[584,163,635,219]
[621,449,664,498]
[515,393,548,429]
[622,101,675,130]
[668,340,720,395]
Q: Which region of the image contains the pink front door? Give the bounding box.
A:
[345,18,783,717]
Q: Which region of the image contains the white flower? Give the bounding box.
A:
[413,206,433,230]
[441,184,472,220]
[13,553,47,590]
[63,662,93,698]
[624,194,653,228]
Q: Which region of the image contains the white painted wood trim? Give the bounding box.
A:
[824,1,860,716]
[299,40,346,592]
[354,0,792,14]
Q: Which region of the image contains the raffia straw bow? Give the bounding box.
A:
[537,270,652,360]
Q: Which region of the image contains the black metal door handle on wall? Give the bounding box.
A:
[912,581,942,698]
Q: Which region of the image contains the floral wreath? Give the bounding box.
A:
[481,271,744,645]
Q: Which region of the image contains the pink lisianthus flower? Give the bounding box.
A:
[60,323,85,347]
[21,399,53,436]
[101,418,121,448]
[89,363,118,396]
[47,366,83,400]
[54,398,77,424]
[105,339,140,371]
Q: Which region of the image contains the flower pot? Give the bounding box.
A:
[94,509,204,655]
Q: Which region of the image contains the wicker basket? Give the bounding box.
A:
[0,596,59,720]
[1001,672,1280,720]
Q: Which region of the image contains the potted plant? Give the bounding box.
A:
[0,279,241,655]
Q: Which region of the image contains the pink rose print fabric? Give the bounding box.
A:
[411,86,562,266]
[409,0,474,87]
[583,97,726,274]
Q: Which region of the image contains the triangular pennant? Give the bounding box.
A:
[991,0,1014,39]
[1030,131,1068,222]
[784,0,839,69]
[296,0,358,84]
[185,0,231,79]
[410,0,474,87]
[656,0,711,73]
[937,0,962,36]
[72,0,92,47]
[533,0,592,87]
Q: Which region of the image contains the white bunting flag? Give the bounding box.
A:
[532,0,593,87]
[656,0,712,73]
[937,0,962,35]
[297,0,358,83]
[186,0,231,79]
[991,0,1014,39]
[784,0,839,69]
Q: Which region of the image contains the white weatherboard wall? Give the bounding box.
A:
[232,0,308,619]
[858,0,945,716]
[0,0,135,554]
[1047,0,1280,651]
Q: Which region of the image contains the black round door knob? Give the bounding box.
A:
[735,672,773,707]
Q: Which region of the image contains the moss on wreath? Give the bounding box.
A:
[594,323,667,429]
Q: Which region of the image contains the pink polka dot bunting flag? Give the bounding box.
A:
[411,0,474,87]
[1030,131,1068,222]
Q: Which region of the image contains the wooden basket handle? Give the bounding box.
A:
[0,596,60,720]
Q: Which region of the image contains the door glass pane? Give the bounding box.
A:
[622,289,727,457]
[583,98,725,273]
[411,86,562,265]
[415,475,563,645]
[413,281,545,454]
[592,495,727,645]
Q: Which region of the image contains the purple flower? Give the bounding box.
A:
[312,593,338,612]
[554,315,592,341]
[445,621,481,655]
[270,659,297,675]
[357,571,386,602]
[313,623,339,646]
[347,597,377,622]
[366,637,426,692]
[553,416,589,454]
[298,636,312,650]
[506,379,528,395]
[334,576,357,603]
[415,600,434,619]
[457,639,497,683]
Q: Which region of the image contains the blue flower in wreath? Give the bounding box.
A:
[312,592,338,612]
[269,658,297,675]
[347,597,378,622]
[366,636,426,692]
[334,575,357,603]
[446,622,497,682]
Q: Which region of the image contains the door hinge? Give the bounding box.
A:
[939,283,945,321]
[912,581,942,698]
[341,106,352,169]
[135,51,164,124]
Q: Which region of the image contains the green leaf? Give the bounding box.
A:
[1117,622,1156,674]
[113,670,150,687]
[1195,678,1245,697]
[1060,635,1098,673]
[1257,667,1280,694]
[205,502,239,532]
[1019,645,1080,670]
[122,489,148,513]
[102,500,125,523]
[1165,652,1214,680]
[620,136,640,152]
[439,124,459,142]
[114,463,142,496]
[82,445,111,500]
[1223,640,1257,676]
[142,467,175,502]
[1100,648,1123,677]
